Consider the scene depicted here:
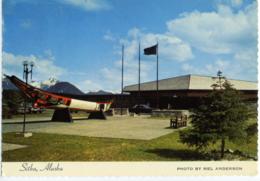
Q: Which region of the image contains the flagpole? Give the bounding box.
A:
[156,42,159,109]
[138,42,141,106]
[121,44,124,115]
[143,42,159,109]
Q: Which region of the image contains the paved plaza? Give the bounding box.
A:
[2,115,174,140]
[2,143,28,151]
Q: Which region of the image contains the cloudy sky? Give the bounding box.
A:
[2,0,258,92]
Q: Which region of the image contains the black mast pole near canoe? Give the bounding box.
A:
[121,44,124,115]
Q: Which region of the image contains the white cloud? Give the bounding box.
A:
[84,1,256,92]
[7,0,111,11]
[2,51,66,81]
[181,56,256,81]
[166,2,257,55]
[230,0,243,7]
[103,30,116,41]
[127,27,142,39]
[216,0,244,8]
[181,59,231,77]
[43,49,54,58]
[166,1,257,81]
[233,49,257,78]
[234,50,256,67]
[20,19,31,29]
[78,68,122,93]
[60,0,111,11]
[124,28,194,62]
[95,26,194,92]
[81,80,103,92]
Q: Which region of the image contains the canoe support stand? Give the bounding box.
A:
[88,111,107,120]
[51,108,73,122]
[51,109,106,122]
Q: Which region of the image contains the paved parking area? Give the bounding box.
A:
[2,115,174,140]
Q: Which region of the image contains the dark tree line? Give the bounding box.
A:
[2,90,24,118]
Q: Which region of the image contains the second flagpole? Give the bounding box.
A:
[156,41,159,109]
[138,42,141,107]
[121,44,124,115]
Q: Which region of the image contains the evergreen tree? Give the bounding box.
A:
[2,90,24,115]
[180,73,249,159]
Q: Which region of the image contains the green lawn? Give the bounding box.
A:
[2,128,257,161]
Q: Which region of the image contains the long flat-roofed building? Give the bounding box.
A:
[48,74,257,110]
[123,74,257,109]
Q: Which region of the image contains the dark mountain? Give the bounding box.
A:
[41,85,51,90]
[86,90,113,95]
[47,82,84,95]
[2,78,18,90]
[3,77,110,96]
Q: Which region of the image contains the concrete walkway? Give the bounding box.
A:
[2,116,174,140]
[2,143,28,151]
[2,116,52,123]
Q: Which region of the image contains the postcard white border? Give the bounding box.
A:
[1,0,260,179]
[1,161,257,176]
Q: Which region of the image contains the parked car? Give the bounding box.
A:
[129,104,152,114]
[17,107,31,114]
[17,104,45,114]
[30,107,45,113]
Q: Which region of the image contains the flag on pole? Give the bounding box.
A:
[144,44,157,55]
[144,42,160,108]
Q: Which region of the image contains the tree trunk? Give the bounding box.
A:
[221,138,225,158]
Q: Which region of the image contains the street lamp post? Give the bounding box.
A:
[22,60,34,135]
